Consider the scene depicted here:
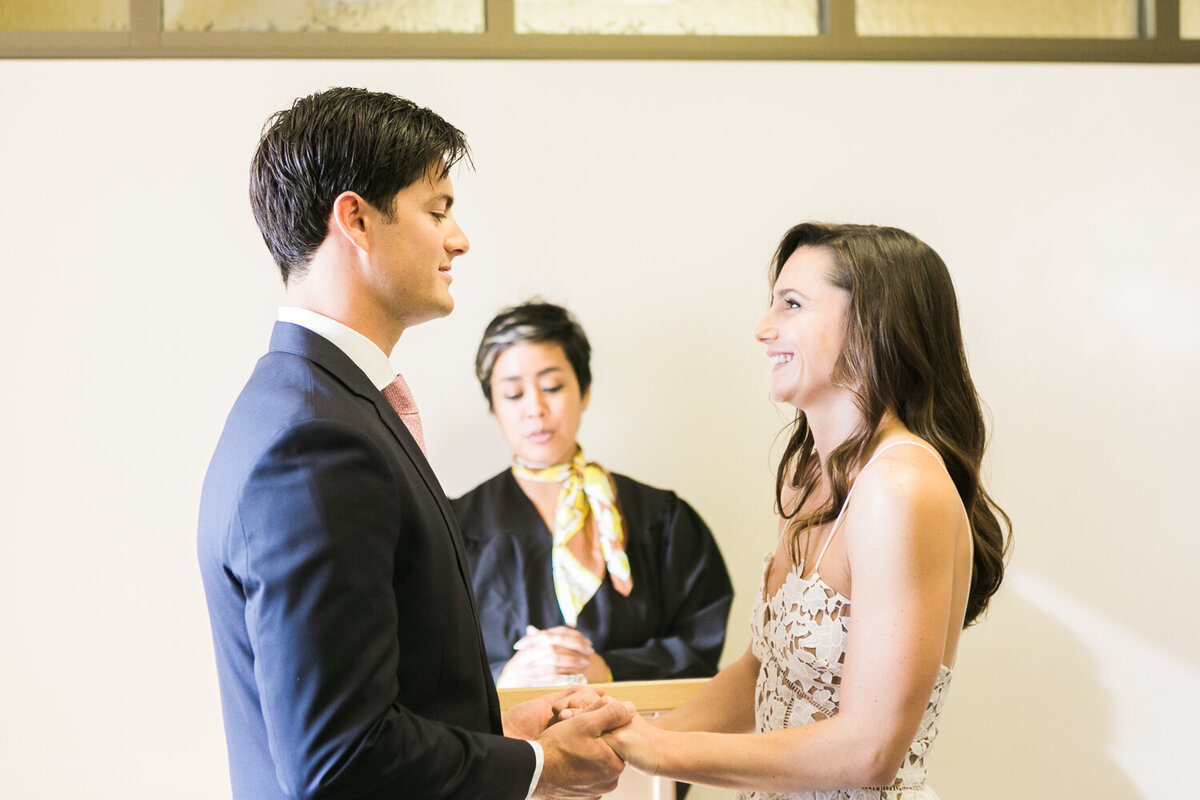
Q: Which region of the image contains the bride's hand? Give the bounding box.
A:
[602,714,663,776]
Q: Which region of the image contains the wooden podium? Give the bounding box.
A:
[498,678,708,799]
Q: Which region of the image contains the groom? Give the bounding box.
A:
[197,87,631,800]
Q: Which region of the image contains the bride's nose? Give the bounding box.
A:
[755,311,777,343]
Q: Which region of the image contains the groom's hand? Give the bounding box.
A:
[533,697,635,799]
[502,687,605,740]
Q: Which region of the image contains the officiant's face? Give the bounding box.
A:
[489,341,590,468]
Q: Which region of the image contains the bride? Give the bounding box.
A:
[599,222,1011,798]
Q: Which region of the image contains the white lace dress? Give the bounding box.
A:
[734,440,951,800]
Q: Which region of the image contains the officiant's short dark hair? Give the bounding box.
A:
[475,301,593,409]
[249,87,470,283]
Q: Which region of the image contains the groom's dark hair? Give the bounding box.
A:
[249,87,470,283]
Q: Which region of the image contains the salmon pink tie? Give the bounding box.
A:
[382,373,427,457]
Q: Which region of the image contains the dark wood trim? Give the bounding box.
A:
[129,0,160,50]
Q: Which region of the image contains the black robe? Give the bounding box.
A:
[452,469,734,682]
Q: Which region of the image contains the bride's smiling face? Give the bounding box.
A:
[754,245,851,410]
[489,340,590,467]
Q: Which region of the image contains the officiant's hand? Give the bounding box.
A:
[499,626,611,687]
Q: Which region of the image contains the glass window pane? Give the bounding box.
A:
[1183,0,1200,39]
[0,0,128,31]
[858,0,1138,38]
[163,0,485,33]
[515,0,819,36]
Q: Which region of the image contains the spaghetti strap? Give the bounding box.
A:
[811,439,946,572]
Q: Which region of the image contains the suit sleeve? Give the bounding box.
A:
[600,495,734,681]
[231,419,534,800]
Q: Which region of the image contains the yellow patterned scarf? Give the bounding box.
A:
[512,446,633,626]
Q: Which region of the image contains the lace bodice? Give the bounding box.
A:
[734,440,954,800]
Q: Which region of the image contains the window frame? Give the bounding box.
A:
[2,0,1197,61]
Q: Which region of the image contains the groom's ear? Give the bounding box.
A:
[329,191,371,253]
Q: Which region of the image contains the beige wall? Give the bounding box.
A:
[0,59,1196,798]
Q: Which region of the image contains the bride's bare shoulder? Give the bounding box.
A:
[846,441,963,552]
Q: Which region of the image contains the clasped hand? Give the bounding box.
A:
[505,687,636,800]
[564,704,661,779]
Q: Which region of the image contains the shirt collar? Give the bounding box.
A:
[277,307,395,391]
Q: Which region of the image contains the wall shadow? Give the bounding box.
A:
[929,585,1140,798]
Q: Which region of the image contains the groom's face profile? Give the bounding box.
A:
[361,165,470,329]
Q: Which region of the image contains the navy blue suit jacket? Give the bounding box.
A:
[198,322,534,800]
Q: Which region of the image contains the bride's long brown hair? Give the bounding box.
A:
[772,223,1010,626]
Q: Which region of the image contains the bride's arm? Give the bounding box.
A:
[562,645,759,733]
[646,485,795,735]
[605,457,964,792]
[653,645,760,733]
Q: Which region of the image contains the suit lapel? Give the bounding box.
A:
[268,322,485,625]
